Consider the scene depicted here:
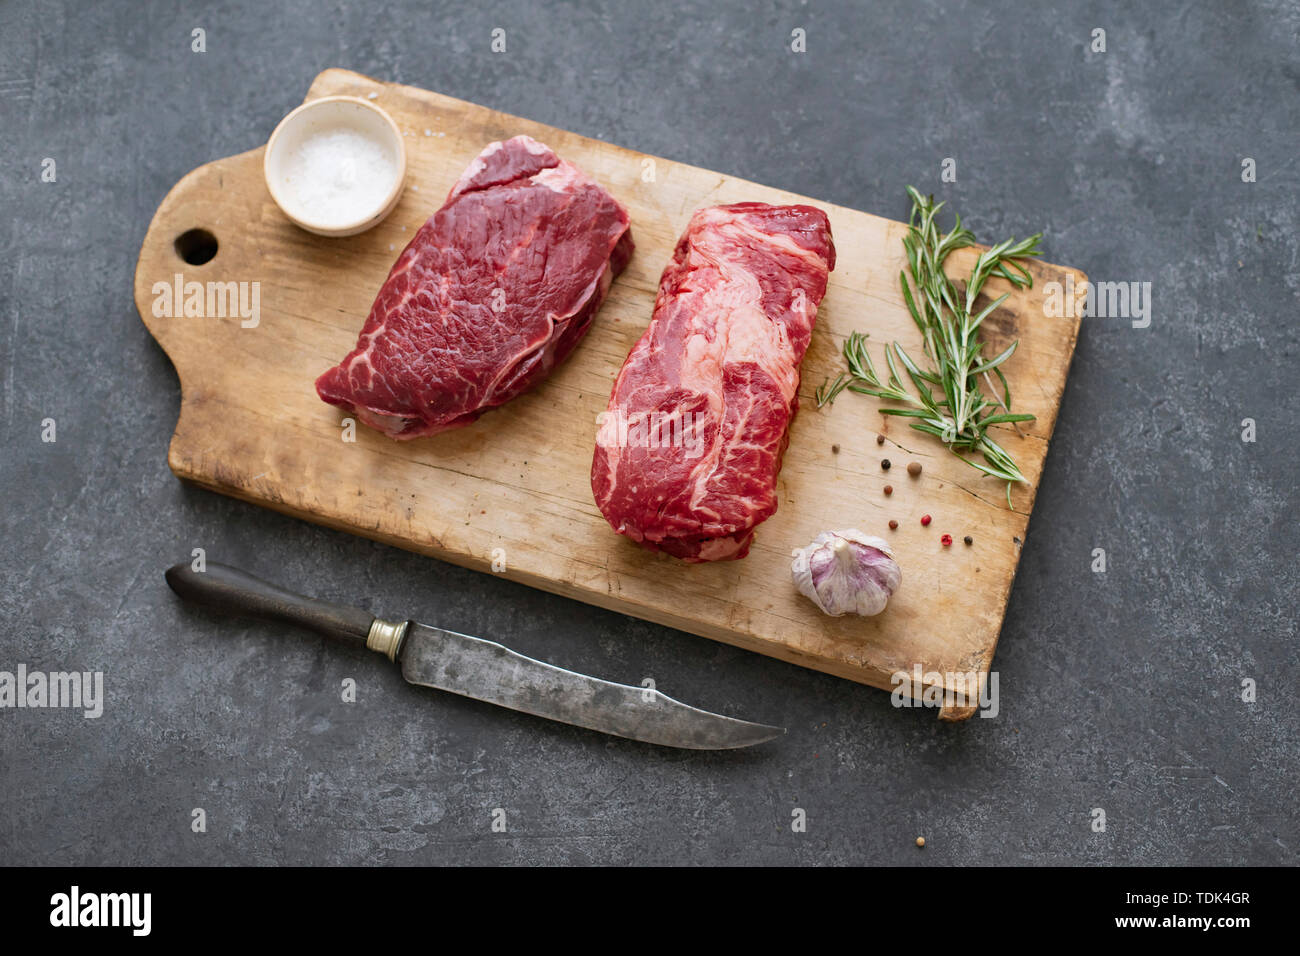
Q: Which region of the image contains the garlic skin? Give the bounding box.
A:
[791,529,901,617]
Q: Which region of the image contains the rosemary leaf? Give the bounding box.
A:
[816,187,1042,505]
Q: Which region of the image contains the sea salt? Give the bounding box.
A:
[280,128,398,226]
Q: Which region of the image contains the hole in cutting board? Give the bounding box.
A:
[174,228,218,265]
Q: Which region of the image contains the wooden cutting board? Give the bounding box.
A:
[134,68,1086,719]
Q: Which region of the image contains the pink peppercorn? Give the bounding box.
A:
[920,514,931,526]
[941,534,953,547]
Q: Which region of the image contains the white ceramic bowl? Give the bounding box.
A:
[263,95,406,238]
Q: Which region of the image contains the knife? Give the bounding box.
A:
[164,562,784,750]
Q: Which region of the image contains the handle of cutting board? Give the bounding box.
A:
[164,562,407,660]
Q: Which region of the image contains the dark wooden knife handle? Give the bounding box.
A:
[165,562,374,646]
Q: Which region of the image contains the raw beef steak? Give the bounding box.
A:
[592,202,835,562]
[316,135,633,439]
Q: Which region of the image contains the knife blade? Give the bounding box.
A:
[164,562,784,750]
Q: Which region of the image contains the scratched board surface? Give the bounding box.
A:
[133,69,1086,719]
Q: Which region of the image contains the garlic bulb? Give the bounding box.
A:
[791,529,901,617]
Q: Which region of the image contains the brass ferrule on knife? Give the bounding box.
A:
[366,617,408,662]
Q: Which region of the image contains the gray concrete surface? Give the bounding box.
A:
[2,0,1297,865]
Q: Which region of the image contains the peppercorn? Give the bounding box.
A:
[831,444,840,454]
[963,535,973,546]
[881,459,891,470]
[883,484,893,495]
[916,837,926,848]
[941,534,953,547]
[888,519,898,530]
[876,434,885,445]
[907,462,922,477]
[921,514,931,526]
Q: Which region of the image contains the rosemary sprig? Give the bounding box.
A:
[819,187,1042,506]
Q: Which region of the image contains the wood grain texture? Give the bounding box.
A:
[134,69,1086,717]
